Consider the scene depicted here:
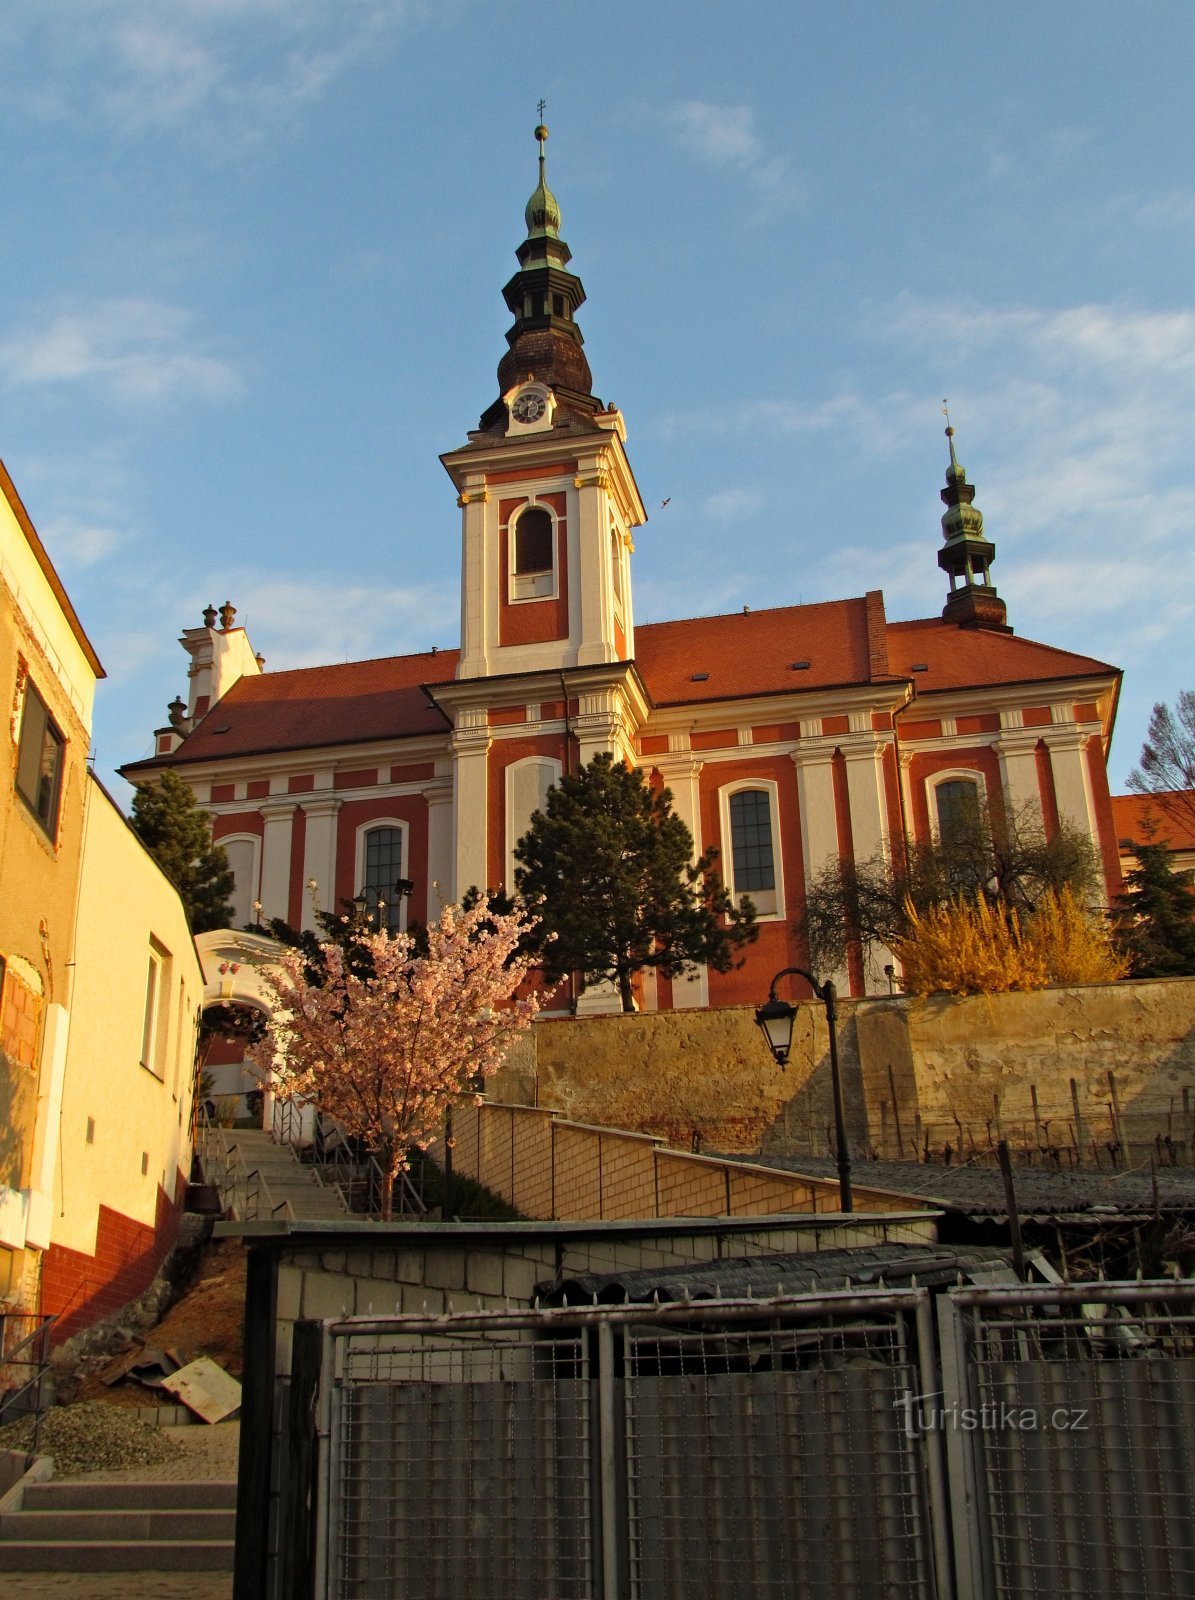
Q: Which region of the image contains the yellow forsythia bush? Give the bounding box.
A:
[892,888,1126,996]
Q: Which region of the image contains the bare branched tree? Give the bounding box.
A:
[1126,691,1195,834]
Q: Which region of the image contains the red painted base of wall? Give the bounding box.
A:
[40,1174,187,1345]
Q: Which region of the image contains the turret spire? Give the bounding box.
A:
[480,118,598,429]
[937,413,1009,631]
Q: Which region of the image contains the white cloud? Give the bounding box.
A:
[6,1,415,141]
[41,515,127,568]
[218,573,459,669]
[702,488,762,521]
[664,99,799,211]
[0,299,241,402]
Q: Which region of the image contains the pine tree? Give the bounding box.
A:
[513,753,757,1012]
[130,769,235,932]
[1112,842,1195,978]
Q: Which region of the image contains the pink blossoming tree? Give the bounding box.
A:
[251,897,541,1219]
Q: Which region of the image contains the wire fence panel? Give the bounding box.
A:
[949,1286,1195,1600]
[623,1316,937,1600]
[327,1330,595,1600]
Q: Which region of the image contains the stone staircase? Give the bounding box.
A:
[0,1477,237,1570]
[214,1127,350,1221]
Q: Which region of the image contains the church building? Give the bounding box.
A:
[122,125,1123,1010]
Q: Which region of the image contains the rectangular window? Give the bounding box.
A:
[141,944,166,1077]
[935,778,982,848]
[364,827,406,931]
[16,681,65,838]
[729,789,776,893]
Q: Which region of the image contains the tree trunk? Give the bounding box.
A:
[617,969,635,1012]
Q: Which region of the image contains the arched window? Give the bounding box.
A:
[506,756,561,889]
[720,781,784,917]
[362,825,406,932]
[933,776,983,848]
[511,506,556,599]
[220,834,261,929]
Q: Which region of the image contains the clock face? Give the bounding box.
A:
[512,391,547,424]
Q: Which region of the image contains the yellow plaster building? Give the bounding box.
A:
[1,460,204,1340]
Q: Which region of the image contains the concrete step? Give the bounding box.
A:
[23,1480,237,1510]
[0,1478,238,1572]
[0,1507,235,1542]
[0,1537,234,1571]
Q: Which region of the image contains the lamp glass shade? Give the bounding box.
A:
[754,997,796,1065]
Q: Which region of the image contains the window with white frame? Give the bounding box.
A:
[930,773,984,849]
[720,781,783,917]
[140,940,169,1077]
[355,821,410,932]
[510,505,556,600]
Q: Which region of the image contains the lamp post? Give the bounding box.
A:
[755,966,853,1213]
[353,877,416,932]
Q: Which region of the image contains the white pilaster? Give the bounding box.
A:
[654,753,708,1008]
[457,480,491,680]
[259,800,297,922]
[841,732,897,988]
[574,469,611,666]
[425,777,455,911]
[300,797,342,931]
[1046,730,1096,838]
[452,713,492,899]
[792,740,849,993]
[995,714,1045,826]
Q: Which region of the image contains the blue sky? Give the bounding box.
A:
[2,2,1192,798]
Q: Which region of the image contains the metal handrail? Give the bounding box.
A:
[0,1312,56,1450]
[194,1107,294,1222]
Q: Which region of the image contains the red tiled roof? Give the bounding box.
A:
[127,649,458,768]
[634,596,894,704]
[885,618,1117,694]
[1111,793,1195,851]
[126,598,1122,775]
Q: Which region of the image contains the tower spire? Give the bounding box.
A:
[480,118,598,429]
[936,413,1009,631]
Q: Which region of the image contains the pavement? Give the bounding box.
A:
[0,1420,240,1600]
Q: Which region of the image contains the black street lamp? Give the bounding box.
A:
[354,878,416,932]
[755,966,853,1213]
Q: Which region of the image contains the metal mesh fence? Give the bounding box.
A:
[623,1314,935,1600]
[953,1286,1195,1600]
[328,1329,594,1600]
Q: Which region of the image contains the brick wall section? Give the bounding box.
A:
[39,1174,186,1344]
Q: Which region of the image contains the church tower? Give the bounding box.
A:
[441,123,646,683]
[436,123,648,905]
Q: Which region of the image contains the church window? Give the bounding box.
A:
[220,835,260,929]
[933,776,982,848]
[552,293,565,316]
[363,826,406,931]
[511,506,556,600]
[16,680,64,839]
[720,781,783,917]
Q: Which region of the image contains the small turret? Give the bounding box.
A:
[937,418,1009,631]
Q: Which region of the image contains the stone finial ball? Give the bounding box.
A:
[534,124,549,142]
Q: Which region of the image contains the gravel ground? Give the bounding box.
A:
[0,1405,240,1481]
[0,1403,181,1476]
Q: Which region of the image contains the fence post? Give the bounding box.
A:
[597,1320,622,1600]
